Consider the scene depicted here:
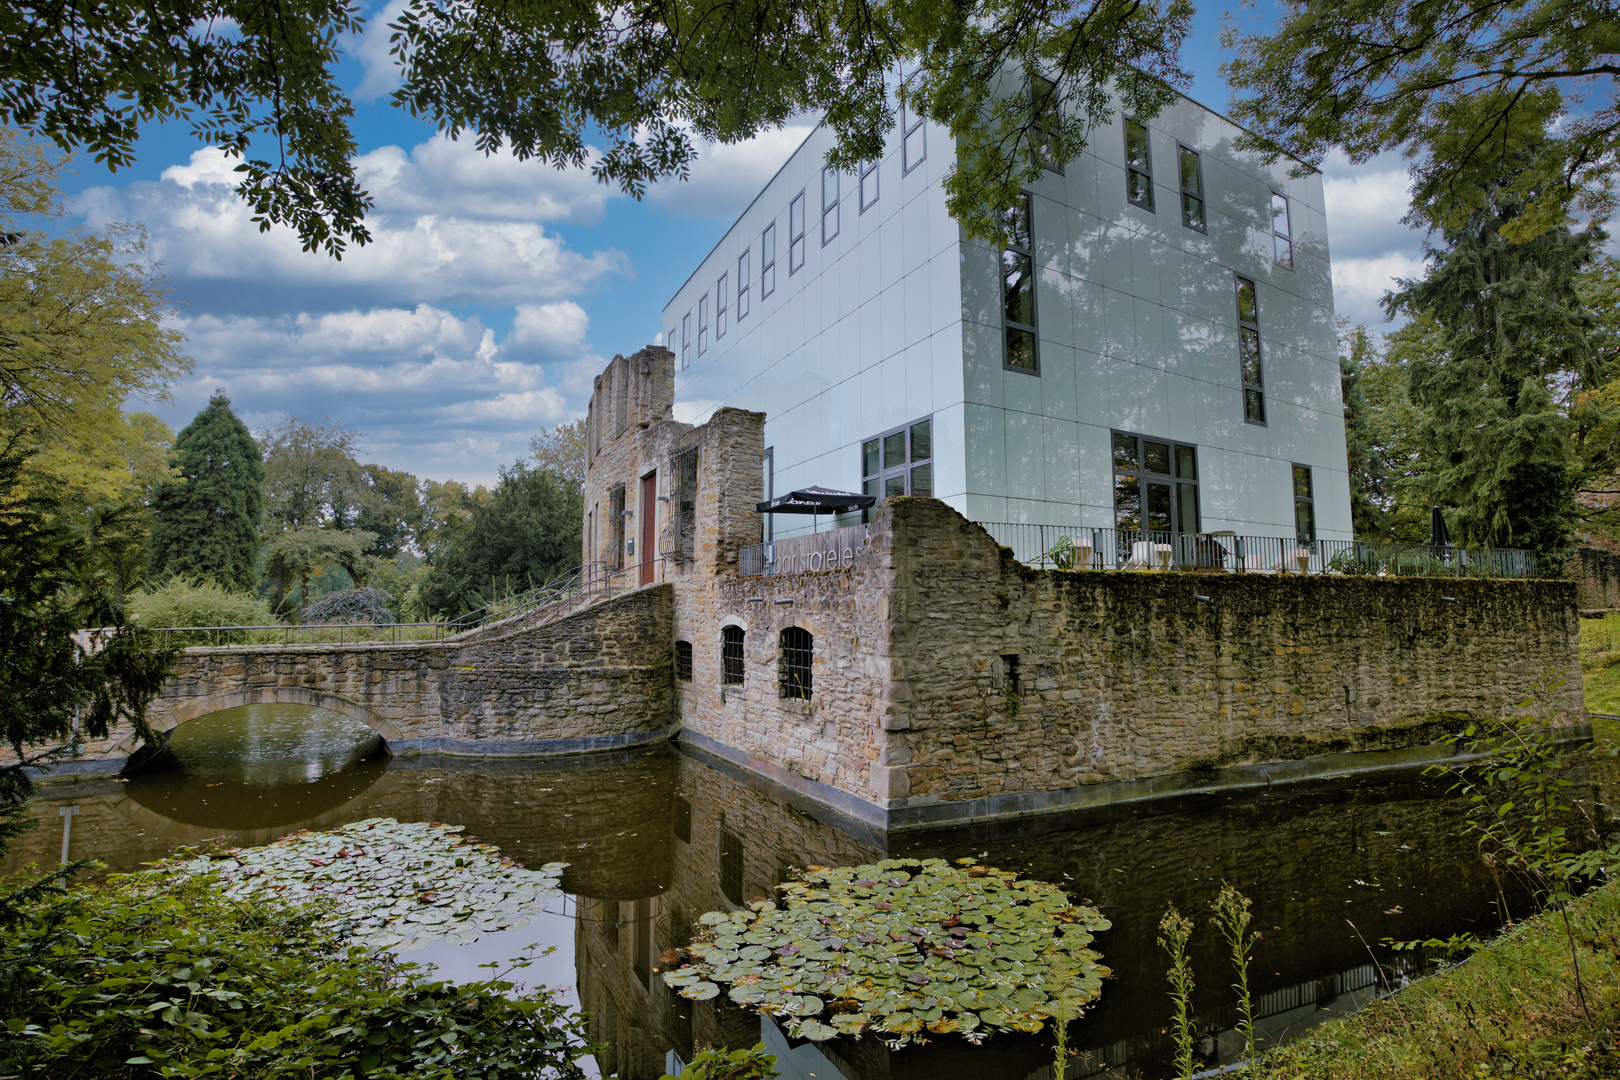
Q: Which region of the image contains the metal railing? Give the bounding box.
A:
[977,523,1539,578]
[144,560,644,649]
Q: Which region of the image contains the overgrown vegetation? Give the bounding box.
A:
[0,870,593,1078]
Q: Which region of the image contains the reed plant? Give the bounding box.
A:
[1158,907,1196,1079]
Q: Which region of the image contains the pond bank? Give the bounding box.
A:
[1247,874,1620,1079]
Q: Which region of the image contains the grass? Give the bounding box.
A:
[1245,647,1620,1079]
[1249,878,1620,1079]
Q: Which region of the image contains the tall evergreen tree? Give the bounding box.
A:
[1384,125,1604,572]
[1339,323,1390,538]
[147,393,264,589]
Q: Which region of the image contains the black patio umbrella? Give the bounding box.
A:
[755,486,876,515]
[1430,506,1451,551]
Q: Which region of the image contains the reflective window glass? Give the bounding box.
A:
[1144,441,1171,476]
[1146,483,1172,533]
[910,419,931,462]
[1112,432,1138,470]
[1114,473,1141,530]
[910,463,932,497]
[863,439,879,477]
[884,431,906,470]
[1175,445,1196,480]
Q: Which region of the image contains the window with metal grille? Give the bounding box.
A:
[1125,116,1154,211]
[672,794,692,843]
[860,159,879,212]
[761,222,776,299]
[903,107,926,175]
[1293,465,1315,542]
[1112,432,1199,537]
[608,484,626,569]
[721,625,745,685]
[672,444,698,560]
[1032,75,1061,173]
[716,272,728,339]
[862,416,931,503]
[1001,193,1038,374]
[789,191,805,273]
[822,168,839,245]
[1178,146,1205,231]
[779,627,813,700]
[1236,275,1266,424]
[1271,192,1294,269]
[737,249,751,318]
[675,640,693,683]
[718,825,745,904]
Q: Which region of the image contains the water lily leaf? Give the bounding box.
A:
[681,982,721,1000]
[796,1020,837,1042]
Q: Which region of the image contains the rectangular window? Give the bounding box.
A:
[609,484,626,570]
[680,311,691,371]
[822,168,840,245]
[862,416,932,503]
[1236,275,1265,424]
[789,192,805,273]
[903,109,926,175]
[761,224,776,298]
[721,625,745,685]
[860,160,879,212]
[672,794,691,843]
[675,640,693,682]
[737,250,751,318]
[779,627,813,700]
[1293,465,1315,543]
[715,272,728,339]
[718,825,744,904]
[1112,431,1199,537]
[1271,192,1294,270]
[1001,193,1038,374]
[697,293,708,357]
[1125,117,1154,211]
[1178,146,1205,231]
[1032,75,1062,173]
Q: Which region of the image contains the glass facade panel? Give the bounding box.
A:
[1271,193,1294,270]
[910,419,931,462]
[1293,465,1315,542]
[697,294,708,357]
[885,474,906,498]
[1032,75,1061,173]
[1112,432,1139,471]
[737,251,750,318]
[1236,274,1264,424]
[715,272,727,338]
[1177,146,1204,230]
[860,160,879,211]
[1001,192,1038,374]
[1124,117,1153,211]
[863,415,934,500]
[1002,248,1033,325]
[1144,441,1171,475]
[1245,388,1266,424]
[1114,473,1141,530]
[1240,327,1262,385]
[1177,483,1200,533]
[1146,483,1172,532]
[1236,277,1257,325]
[862,439,879,477]
[883,431,906,469]
[1005,327,1037,372]
[821,168,839,245]
[1113,431,1199,536]
[910,463,932,497]
[789,192,805,273]
[1175,445,1196,480]
[761,224,776,298]
[903,111,926,174]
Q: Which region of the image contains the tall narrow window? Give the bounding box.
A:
[903,109,926,175]
[789,191,806,273]
[1125,117,1154,211]
[721,625,745,685]
[680,311,691,370]
[1236,275,1265,424]
[1178,146,1205,231]
[762,446,774,543]
[860,160,879,212]
[862,417,932,501]
[761,223,776,298]
[1032,75,1061,173]
[779,627,813,700]
[632,898,651,987]
[1293,465,1315,542]
[715,272,728,339]
[1271,193,1294,270]
[609,483,626,569]
[737,250,751,318]
[1112,432,1198,537]
[1002,193,1038,374]
[822,168,840,245]
[675,640,693,682]
[672,795,691,843]
[696,294,708,357]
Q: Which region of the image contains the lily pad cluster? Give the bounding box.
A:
[164,817,567,952]
[661,857,1110,1047]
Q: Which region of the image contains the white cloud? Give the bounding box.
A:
[650,125,816,216]
[78,147,628,309]
[350,0,409,101]
[1331,252,1428,326]
[355,137,612,223]
[511,301,591,354]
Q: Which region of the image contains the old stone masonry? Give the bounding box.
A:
[63,346,1587,832]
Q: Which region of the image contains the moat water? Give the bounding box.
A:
[8,704,1607,1080]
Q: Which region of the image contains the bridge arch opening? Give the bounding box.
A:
[131,687,403,753]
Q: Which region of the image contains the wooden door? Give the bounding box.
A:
[640,472,657,584]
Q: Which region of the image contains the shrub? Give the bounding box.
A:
[126,579,278,645]
[302,586,397,625]
[0,871,594,1079]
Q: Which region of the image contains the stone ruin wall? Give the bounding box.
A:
[1571,545,1620,611]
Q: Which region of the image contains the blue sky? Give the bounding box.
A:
[57,1,1427,486]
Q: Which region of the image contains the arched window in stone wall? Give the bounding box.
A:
[779,627,813,700]
[721,626,745,685]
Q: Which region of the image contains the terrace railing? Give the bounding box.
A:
[978,523,1539,578]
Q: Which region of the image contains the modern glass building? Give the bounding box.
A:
[662,89,1351,549]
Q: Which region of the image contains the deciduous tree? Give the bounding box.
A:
[529,419,586,485]
[0,0,1195,251]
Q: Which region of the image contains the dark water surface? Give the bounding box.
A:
[9,706,1603,1079]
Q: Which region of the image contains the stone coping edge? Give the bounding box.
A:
[679,724,1596,836]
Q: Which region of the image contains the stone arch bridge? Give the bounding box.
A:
[60,586,676,776]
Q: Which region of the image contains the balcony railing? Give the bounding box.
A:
[978,523,1539,578]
